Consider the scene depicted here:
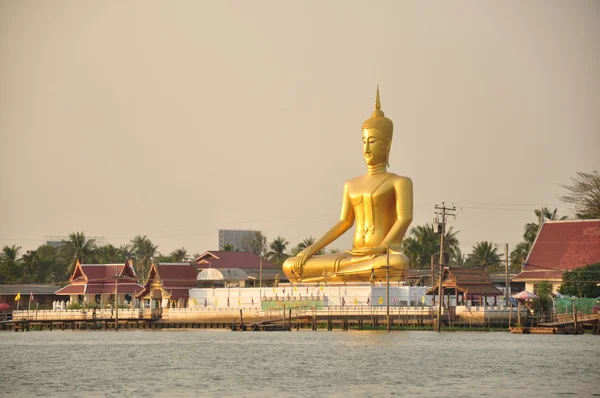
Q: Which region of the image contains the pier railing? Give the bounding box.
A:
[9,304,524,323]
[11,309,143,321]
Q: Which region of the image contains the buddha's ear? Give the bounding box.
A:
[386,141,392,167]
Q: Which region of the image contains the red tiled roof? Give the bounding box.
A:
[55,285,86,295]
[156,263,198,287]
[85,284,143,294]
[136,263,198,299]
[80,264,137,282]
[427,267,503,296]
[512,270,563,281]
[56,261,143,295]
[514,220,600,282]
[193,251,279,270]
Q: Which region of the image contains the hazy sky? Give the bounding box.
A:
[1,1,599,258]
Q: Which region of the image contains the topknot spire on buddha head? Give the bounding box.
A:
[361,85,394,143]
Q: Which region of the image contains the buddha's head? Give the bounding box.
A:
[362,86,393,167]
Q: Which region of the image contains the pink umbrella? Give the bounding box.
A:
[512,291,538,300]
[0,303,11,310]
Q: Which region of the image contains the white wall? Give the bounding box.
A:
[188,285,432,309]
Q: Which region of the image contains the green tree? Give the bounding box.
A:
[467,241,501,270]
[0,245,22,283]
[222,244,236,252]
[169,247,188,262]
[291,236,325,256]
[560,171,600,219]
[95,243,126,264]
[559,263,600,298]
[241,231,267,256]
[34,244,62,283]
[61,232,97,274]
[131,235,159,282]
[532,280,554,320]
[20,250,38,282]
[266,237,290,266]
[509,241,530,272]
[449,246,466,267]
[401,224,460,268]
[119,244,134,260]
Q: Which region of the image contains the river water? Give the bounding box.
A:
[0,330,598,397]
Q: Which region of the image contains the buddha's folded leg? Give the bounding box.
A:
[282,253,352,281]
[335,252,409,281]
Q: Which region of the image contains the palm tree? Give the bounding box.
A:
[131,235,158,282]
[119,244,135,261]
[510,241,531,271]
[169,247,188,262]
[61,232,96,274]
[449,246,466,267]
[467,241,501,270]
[402,224,460,268]
[222,244,236,252]
[266,237,290,266]
[0,245,23,282]
[96,243,125,264]
[20,250,38,282]
[291,236,325,256]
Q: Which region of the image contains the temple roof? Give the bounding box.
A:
[136,263,198,299]
[427,267,503,296]
[55,259,143,296]
[513,219,600,282]
[193,251,279,270]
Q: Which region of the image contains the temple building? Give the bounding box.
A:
[427,267,503,306]
[192,251,284,285]
[55,259,143,306]
[136,263,198,309]
[513,219,600,292]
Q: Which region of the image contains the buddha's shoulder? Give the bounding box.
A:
[344,173,412,186]
[387,173,413,185]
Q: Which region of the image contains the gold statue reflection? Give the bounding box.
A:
[282,87,413,283]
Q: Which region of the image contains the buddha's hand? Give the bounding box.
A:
[293,247,316,274]
[349,245,388,256]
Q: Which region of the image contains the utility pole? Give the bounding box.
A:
[259,259,263,288]
[115,272,119,331]
[430,255,434,287]
[385,244,391,332]
[434,203,456,332]
[505,244,509,304]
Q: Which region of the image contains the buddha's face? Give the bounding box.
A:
[362,128,388,165]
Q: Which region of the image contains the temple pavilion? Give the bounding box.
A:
[136,263,199,309]
[427,267,503,307]
[55,259,143,306]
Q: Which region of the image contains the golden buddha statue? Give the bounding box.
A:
[282,87,413,283]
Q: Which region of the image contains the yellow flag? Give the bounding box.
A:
[320,285,323,292]
[238,297,241,306]
[353,297,358,305]
[421,296,425,304]
[15,292,21,301]
[293,286,297,292]
[273,287,276,293]
[215,299,218,307]
[378,296,383,305]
